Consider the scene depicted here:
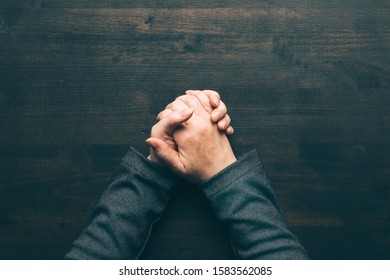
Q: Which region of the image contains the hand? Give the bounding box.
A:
[146,93,236,183]
[147,90,233,168]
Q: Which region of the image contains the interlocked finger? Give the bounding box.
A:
[156,108,173,121]
[201,89,221,107]
[217,113,231,130]
[157,99,190,121]
[166,99,190,112]
[176,95,207,115]
[186,90,214,113]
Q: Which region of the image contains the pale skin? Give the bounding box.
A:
[146,90,237,183]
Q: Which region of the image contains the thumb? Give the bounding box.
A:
[159,107,193,135]
[146,137,184,174]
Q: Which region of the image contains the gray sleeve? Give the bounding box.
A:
[199,150,308,259]
[65,147,180,259]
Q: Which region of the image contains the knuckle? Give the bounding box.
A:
[218,120,227,130]
[204,89,220,97]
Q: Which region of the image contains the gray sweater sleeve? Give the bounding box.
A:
[65,147,179,259]
[198,150,308,259]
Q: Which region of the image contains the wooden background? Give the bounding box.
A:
[0,0,389,259]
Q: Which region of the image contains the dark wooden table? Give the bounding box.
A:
[1,0,389,259]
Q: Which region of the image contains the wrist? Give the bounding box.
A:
[201,149,237,182]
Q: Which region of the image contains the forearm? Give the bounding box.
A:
[199,150,308,260]
[65,147,179,259]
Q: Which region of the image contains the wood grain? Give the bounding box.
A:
[0,0,389,259]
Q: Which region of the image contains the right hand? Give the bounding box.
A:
[146,94,236,183]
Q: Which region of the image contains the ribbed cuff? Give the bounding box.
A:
[119,146,184,191]
[198,150,263,197]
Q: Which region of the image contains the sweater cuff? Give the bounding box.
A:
[119,146,183,190]
[198,150,262,197]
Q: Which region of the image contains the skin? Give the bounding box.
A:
[146,90,237,183]
[156,90,233,135]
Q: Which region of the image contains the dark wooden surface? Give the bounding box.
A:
[0,0,389,259]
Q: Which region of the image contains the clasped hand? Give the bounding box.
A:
[146,90,237,183]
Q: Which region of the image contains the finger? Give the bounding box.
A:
[153,107,193,137]
[157,99,189,121]
[156,108,173,121]
[166,99,189,112]
[211,100,228,122]
[146,138,183,174]
[201,90,220,107]
[187,90,227,123]
[186,89,220,108]
[217,113,231,130]
[226,126,234,135]
[185,89,202,95]
[186,90,213,113]
[176,95,206,114]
